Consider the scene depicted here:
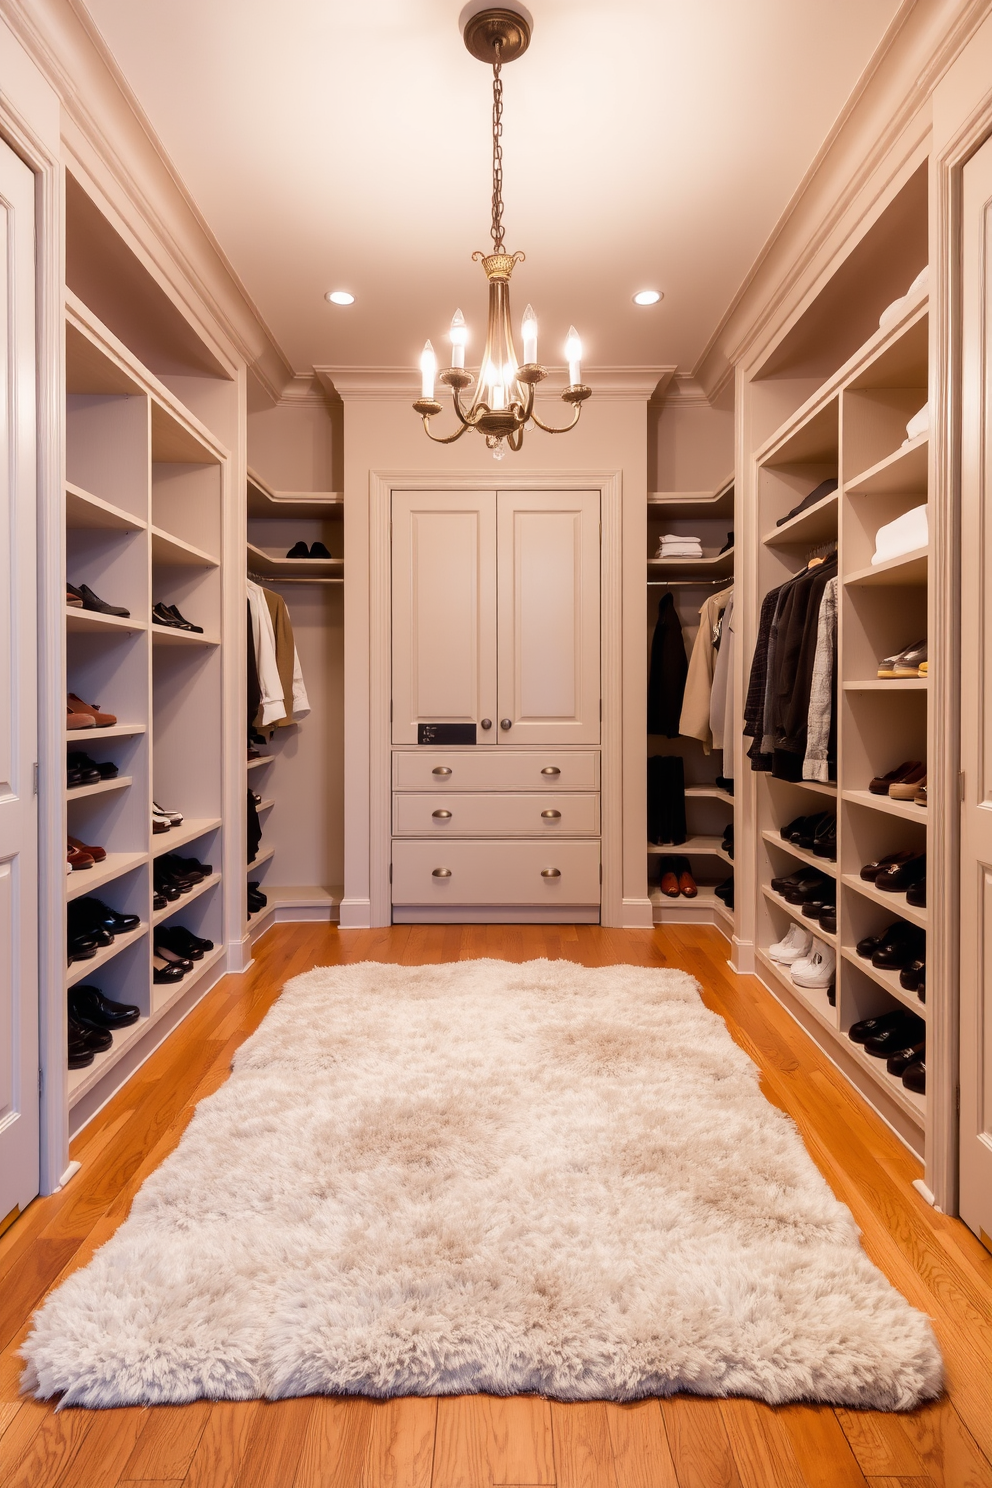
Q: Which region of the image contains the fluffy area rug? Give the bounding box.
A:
[22,958,942,1409]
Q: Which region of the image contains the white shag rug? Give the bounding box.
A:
[22,958,942,1410]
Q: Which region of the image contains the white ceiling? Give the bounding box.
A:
[83,0,902,379]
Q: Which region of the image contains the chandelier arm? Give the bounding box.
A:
[529,402,584,435]
[451,384,483,428]
[507,423,524,452]
[421,416,473,445]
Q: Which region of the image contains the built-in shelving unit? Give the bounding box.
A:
[63,291,231,1130]
[745,173,930,1157]
[647,476,735,933]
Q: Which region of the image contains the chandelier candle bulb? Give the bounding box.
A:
[566,327,582,387]
[522,304,538,365]
[420,340,437,399]
[450,309,467,369]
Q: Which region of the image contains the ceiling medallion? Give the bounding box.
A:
[413,7,591,458]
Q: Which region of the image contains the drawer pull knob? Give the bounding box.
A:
[541,766,561,775]
[432,809,453,819]
[432,766,453,776]
[541,867,562,878]
[480,718,492,730]
[432,867,452,877]
[541,809,562,819]
[500,718,512,730]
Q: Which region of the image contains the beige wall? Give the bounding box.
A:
[247,399,341,491]
[651,401,735,492]
[340,391,653,927]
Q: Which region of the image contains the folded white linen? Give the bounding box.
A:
[877,266,929,332]
[872,503,928,565]
[903,402,929,445]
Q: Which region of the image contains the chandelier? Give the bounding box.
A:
[413,6,591,457]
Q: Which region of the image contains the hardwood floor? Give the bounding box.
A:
[1,922,990,1488]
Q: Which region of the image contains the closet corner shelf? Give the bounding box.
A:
[65,481,146,533]
[66,608,146,636]
[266,884,343,912]
[840,946,927,1018]
[152,818,222,857]
[845,434,928,496]
[66,922,148,988]
[151,526,219,569]
[66,774,133,802]
[246,755,273,771]
[761,491,838,548]
[151,397,222,467]
[650,884,733,931]
[66,850,148,902]
[152,871,221,926]
[842,788,927,823]
[761,883,838,945]
[151,624,220,647]
[755,947,838,1035]
[647,551,734,580]
[257,798,275,813]
[647,835,732,863]
[840,872,928,929]
[760,828,837,879]
[841,1024,926,1125]
[250,845,276,871]
[247,469,343,520]
[843,678,928,692]
[844,548,927,588]
[684,785,734,804]
[64,722,146,743]
[247,543,344,580]
[647,482,734,521]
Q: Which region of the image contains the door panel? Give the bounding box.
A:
[960,136,992,1242]
[391,492,497,744]
[0,137,38,1223]
[496,490,600,744]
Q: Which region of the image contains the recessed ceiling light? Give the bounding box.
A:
[326,290,355,305]
[633,290,662,306]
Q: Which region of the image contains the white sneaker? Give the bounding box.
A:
[791,939,836,989]
[769,923,813,964]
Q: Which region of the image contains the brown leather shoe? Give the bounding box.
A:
[678,866,698,898]
[860,849,913,882]
[67,704,96,730]
[67,693,117,728]
[914,780,927,807]
[659,859,680,898]
[67,833,106,864]
[868,760,921,795]
[67,842,94,870]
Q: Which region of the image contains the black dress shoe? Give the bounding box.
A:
[286,541,310,558]
[69,984,140,1030]
[68,934,99,963]
[811,816,837,861]
[898,959,926,990]
[67,1014,113,1053]
[66,754,101,786]
[856,921,918,959]
[152,601,184,628]
[153,891,168,911]
[795,811,832,850]
[779,814,809,843]
[863,1015,926,1056]
[309,541,332,558]
[165,604,204,634]
[75,583,130,618]
[886,1041,926,1077]
[872,932,925,969]
[802,895,835,921]
[906,879,926,908]
[849,1008,910,1044]
[715,776,734,796]
[783,872,831,905]
[916,972,925,1003]
[154,943,194,971]
[153,955,186,983]
[156,926,210,959]
[860,849,913,882]
[67,751,117,781]
[902,1059,926,1094]
[770,868,809,893]
[159,854,204,884]
[70,896,140,935]
[818,910,837,935]
[874,854,926,892]
[68,1024,95,1068]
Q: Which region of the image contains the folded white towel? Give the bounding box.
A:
[907,264,929,297]
[877,266,929,332]
[871,503,928,565]
[903,402,929,445]
[656,545,703,559]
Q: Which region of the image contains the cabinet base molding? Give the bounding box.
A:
[393,906,601,924]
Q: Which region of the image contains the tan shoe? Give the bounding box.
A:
[914,779,927,807]
[67,833,106,864]
[890,763,927,799]
[67,842,94,871]
[67,705,96,730]
[67,693,117,728]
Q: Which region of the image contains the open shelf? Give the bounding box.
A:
[150,945,226,1017]
[66,607,145,635]
[256,798,275,813]
[755,948,837,1033]
[840,947,926,1017]
[844,547,928,587]
[842,788,926,821]
[152,871,222,926]
[247,755,273,771]
[684,785,734,804]
[151,526,219,568]
[650,883,733,930]
[264,884,343,913]
[647,550,734,580]
[841,872,927,929]
[761,883,837,945]
[66,923,148,988]
[151,624,220,647]
[66,774,132,802]
[247,467,343,520]
[647,478,734,521]
[66,851,148,902]
[66,481,145,532]
[151,817,222,857]
[843,678,928,691]
[761,828,836,877]
[841,1026,926,1125]
[845,434,928,495]
[65,722,146,742]
[647,835,732,863]
[246,542,343,581]
[761,489,838,548]
[250,845,276,870]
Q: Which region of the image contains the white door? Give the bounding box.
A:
[496,490,601,745]
[391,491,497,744]
[0,139,39,1227]
[960,135,992,1244]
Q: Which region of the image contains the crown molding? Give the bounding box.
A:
[316,364,676,402]
[277,374,334,407]
[658,374,711,407]
[692,0,988,399]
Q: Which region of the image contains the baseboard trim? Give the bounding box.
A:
[339,897,372,929]
[392,906,601,924]
[621,897,654,928]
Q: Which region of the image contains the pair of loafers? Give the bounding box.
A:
[67,896,140,963]
[67,751,118,788]
[779,812,836,861]
[286,541,332,559]
[863,852,926,900]
[67,692,117,729]
[152,602,203,633]
[657,855,697,899]
[67,583,130,618]
[67,985,140,1068]
[877,639,926,678]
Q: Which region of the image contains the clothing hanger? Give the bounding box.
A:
[804,540,838,569]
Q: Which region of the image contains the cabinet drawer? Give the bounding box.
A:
[393,792,599,837]
[391,838,601,906]
[392,749,600,792]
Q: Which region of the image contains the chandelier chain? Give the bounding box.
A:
[491,41,504,250]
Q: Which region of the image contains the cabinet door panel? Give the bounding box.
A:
[391,491,497,744]
[497,491,600,744]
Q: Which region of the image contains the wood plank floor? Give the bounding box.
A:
[1,923,990,1488]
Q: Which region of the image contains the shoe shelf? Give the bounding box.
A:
[151,526,219,569]
[65,722,146,742]
[842,788,926,822]
[650,884,733,929]
[845,432,928,496]
[761,883,838,946]
[66,851,148,902]
[839,946,926,1018]
[151,818,222,857]
[247,542,344,581]
[843,678,928,691]
[647,835,732,863]
[66,774,133,801]
[841,872,927,929]
[151,625,221,647]
[247,755,272,772]
[247,901,276,938]
[67,1011,151,1107]
[152,871,222,927]
[66,607,146,636]
[66,923,148,989]
[66,481,146,533]
[844,548,928,588]
[251,845,276,870]
[755,948,838,1033]
[761,490,839,549]
[150,944,225,1018]
[787,779,837,798]
[684,784,734,804]
[841,1024,927,1124]
[760,828,837,878]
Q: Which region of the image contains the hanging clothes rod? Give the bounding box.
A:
[248,571,344,585]
[647,578,729,587]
